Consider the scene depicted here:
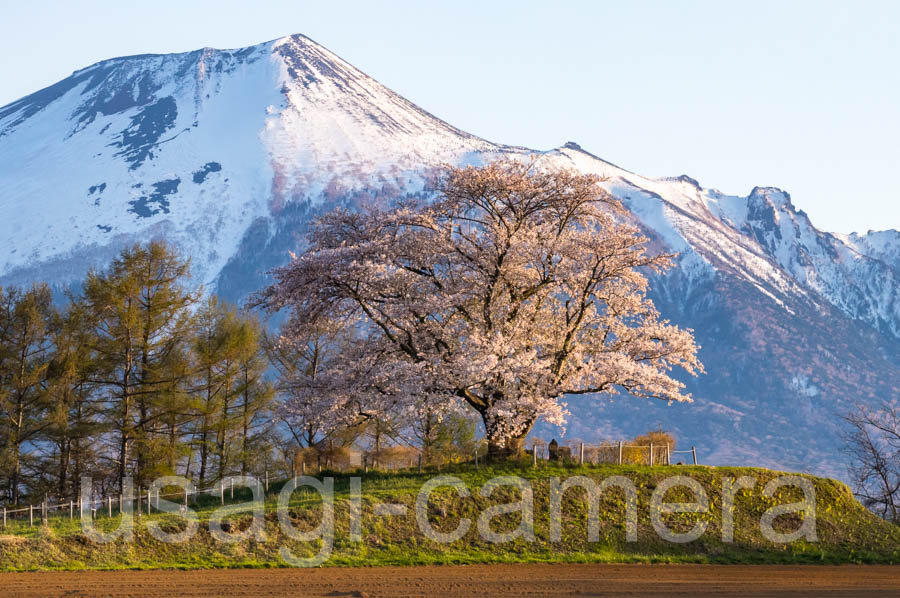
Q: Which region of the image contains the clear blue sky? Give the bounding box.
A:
[1,0,897,233]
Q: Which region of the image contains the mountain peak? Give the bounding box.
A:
[272,32,322,49]
[749,185,792,206]
[0,33,496,286]
[0,34,898,477]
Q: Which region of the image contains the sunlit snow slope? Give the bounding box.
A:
[0,35,494,288]
[1,34,897,476]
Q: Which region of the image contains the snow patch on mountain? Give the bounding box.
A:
[790,374,820,398]
[0,34,501,290]
[2,32,899,477]
[839,229,900,272]
[0,40,286,288]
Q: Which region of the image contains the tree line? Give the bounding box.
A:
[0,243,278,504]
[0,241,480,506]
[2,161,706,506]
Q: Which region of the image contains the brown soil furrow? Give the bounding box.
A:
[1,564,899,598]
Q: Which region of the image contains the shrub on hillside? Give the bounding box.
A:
[623,429,676,465]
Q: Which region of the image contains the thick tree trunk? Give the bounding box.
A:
[471,391,536,461]
[217,397,229,479]
[482,409,532,461]
[241,373,250,475]
[136,400,149,486]
[167,421,178,473]
[118,432,129,493]
[198,428,208,485]
[486,434,529,460]
[118,362,132,493]
[72,438,82,498]
[12,396,23,505]
[11,447,20,505]
[58,438,71,497]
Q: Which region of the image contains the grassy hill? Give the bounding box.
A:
[0,463,897,571]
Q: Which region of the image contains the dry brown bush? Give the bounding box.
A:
[623,429,676,464]
[294,446,361,472]
[367,446,420,470]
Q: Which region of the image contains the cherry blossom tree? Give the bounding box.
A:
[258,160,703,459]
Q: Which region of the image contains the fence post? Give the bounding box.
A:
[107,495,112,518]
[220,479,225,506]
[532,446,537,468]
[363,455,368,474]
[231,478,234,500]
[579,442,584,466]
[69,500,73,519]
[666,444,671,465]
[184,488,189,508]
[649,443,654,467]
[691,446,698,465]
[30,504,33,527]
[417,453,423,473]
[2,507,5,528]
[265,470,269,492]
[618,441,623,465]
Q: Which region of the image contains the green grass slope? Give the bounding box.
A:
[0,464,897,571]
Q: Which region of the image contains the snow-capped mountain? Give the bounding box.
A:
[2,34,897,477]
[0,35,494,289]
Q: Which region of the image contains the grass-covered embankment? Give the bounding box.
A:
[0,463,897,571]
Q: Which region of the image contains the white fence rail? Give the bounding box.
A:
[530,441,699,467]
[0,472,273,529]
[1,444,701,528]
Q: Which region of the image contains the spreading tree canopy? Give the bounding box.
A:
[259,160,703,458]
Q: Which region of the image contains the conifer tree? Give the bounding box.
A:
[0,284,55,504]
[234,314,274,475]
[192,296,237,483]
[80,241,197,490]
[45,302,102,497]
[190,297,272,482]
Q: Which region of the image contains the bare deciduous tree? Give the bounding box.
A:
[842,402,900,521]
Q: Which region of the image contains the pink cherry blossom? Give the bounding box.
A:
[258,159,703,458]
